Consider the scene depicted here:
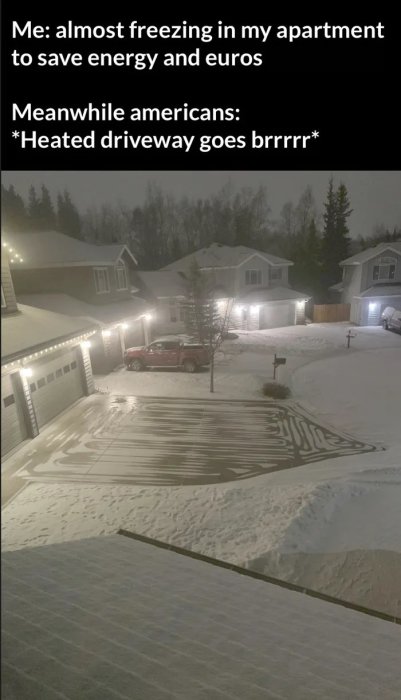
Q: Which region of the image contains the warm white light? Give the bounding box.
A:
[102,329,111,337]
[234,305,243,313]
[120,323,129,330]
[297,300,305,309]
[21,367,33,378]
[2,242,7,247]
[143,314,152,321]
[81,340,91,349]
[250,305,260,313]
[369,302,377,311]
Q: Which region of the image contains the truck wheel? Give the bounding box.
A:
[129,359,144,371]
[183,359,197,373]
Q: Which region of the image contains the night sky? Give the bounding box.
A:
[3,170,401,239]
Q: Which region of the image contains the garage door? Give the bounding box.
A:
[1,372,28,457]
[260,302,294,329]
[30,348,84,428]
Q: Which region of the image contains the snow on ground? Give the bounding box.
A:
[2,323,401,614]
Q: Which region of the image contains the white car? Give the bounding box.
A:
[381,306,401,332]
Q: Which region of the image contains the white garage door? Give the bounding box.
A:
[260,302,294,329]
[30,348,84,428]
[1,372,28,457]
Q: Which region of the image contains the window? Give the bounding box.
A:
[270,268,282,281]
[71,361,77,370]
[373,257,396,281]
[55,369,63,378]
[169,300,177,322]
[37,378,46,389]
[94,267,110,294]
[1,284,6,309]
[63,365,70,374]
[115,262,128,291]
[30,383,36,393]
[245,270,262,285]
[3,394,15,408]
[47,373,55,383]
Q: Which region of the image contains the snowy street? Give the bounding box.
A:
[2,323,401,615]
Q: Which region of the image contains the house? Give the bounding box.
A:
[331,242,401,325]
[132,270,188,337]
[1,246,97,458]
[7,231,153,372]
[162,243,309,330]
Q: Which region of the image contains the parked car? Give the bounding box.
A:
[124,339,210,372]
[381,307,401,332]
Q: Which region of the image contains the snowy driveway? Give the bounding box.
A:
[5,394,378,490]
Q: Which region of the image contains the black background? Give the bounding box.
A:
[1,2,399,170]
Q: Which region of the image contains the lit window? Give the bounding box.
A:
[373,257,396,281]
[94,268,110,294]
[115,262,128,291]
[1,284,6,308]
[245,270,262,285]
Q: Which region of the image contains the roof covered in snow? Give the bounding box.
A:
[135,270,187,298]
[17,293,152,327]
[1,304,97,363]
[240,286,309,302]
[357,284,401,299]
[163,243,293,271]
[341,242,401,266]
[5,231,137,268]
[2,533,400,699]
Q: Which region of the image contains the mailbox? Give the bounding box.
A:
[273,353,286,380]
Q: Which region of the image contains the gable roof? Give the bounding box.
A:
[2,532,400,699]
[162,243,293,271]
[5,231,137,269]
[17,293,152,327]
[340,242,401,266]
[1,303,97,363]
[135,270,187,299]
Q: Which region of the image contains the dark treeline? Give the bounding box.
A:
[2,180,400,301]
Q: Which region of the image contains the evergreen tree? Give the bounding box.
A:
[1,184,29,231]
[321,178,352,290]
[57,190,82,239]
[37,185,57,229]
[27,186,42,229]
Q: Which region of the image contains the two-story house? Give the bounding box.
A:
[1,244,97,459]
[8,231,153,372]
[160,243,309,331]
[331,242,401,325]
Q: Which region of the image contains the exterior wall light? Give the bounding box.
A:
[120,323,129,330]
[81,340,91,349]
[102,329,111,337]
[369,302,377,311]
[297,300,305,308]
[250,305,260,313]
[143,314,152,321]
[21,367,33,377]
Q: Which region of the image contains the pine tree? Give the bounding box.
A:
[1,184,29,231]
[27,186,42,230]
[57,190,82,239]
[321,178,352,290]
[37,185,56,229]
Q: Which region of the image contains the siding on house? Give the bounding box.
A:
[1,254,18,314]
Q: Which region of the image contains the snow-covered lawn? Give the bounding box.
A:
[2,323,401,614]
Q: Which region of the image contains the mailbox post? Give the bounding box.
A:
[273,353,286,380]
[346,329,356,348]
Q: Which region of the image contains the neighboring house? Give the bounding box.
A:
[162,243,309,330]
[331,242,401,325]
[132,270,188,337]
[8,231,153,372]
[1,247,96,458]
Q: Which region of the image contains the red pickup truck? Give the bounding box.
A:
[124,339,210,372]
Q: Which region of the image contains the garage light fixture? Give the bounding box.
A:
[297,300,305,308]
[81,340,92,349]
[369,302,378,311]
[234,305,243,313]
[250,305,260,313]
[120,323,129,330]
[102,329,112,337]
[20,367,33,377]
[143,314,152,321]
